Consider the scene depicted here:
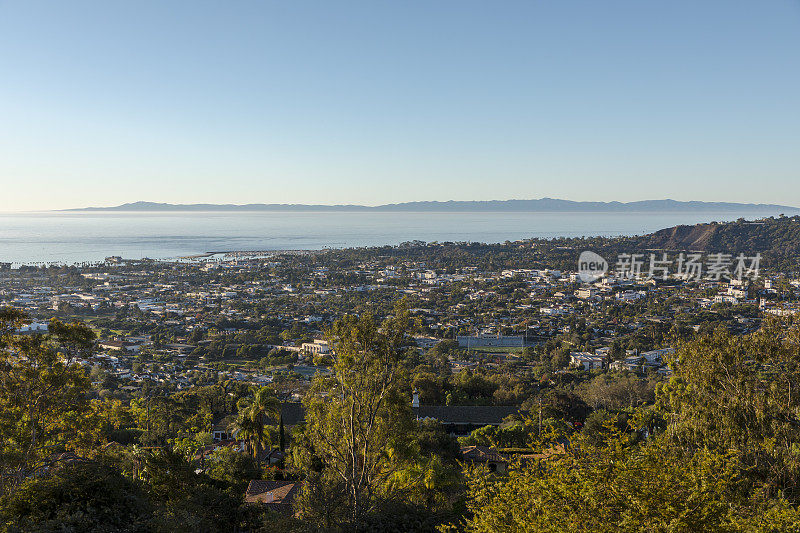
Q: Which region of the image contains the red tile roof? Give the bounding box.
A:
[245,480,302,510]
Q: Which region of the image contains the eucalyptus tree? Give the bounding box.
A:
[296,302,419,528]
[0,310,97,495]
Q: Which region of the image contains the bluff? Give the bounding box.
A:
[632,216,800,269]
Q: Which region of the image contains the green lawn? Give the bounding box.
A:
[467,346,525,354]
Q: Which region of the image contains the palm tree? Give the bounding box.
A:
[235,387,281,465]
[389,454,462,510]
[233,412,259,457]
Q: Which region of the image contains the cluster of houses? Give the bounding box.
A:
[3,250,799,404]
[570,347,674,375]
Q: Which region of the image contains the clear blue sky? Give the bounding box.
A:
[1,0,798,211]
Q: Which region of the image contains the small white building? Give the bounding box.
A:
[727,286,748,299]
[570,352,604,371]
[640,348,674,364]
[617,290,645,302]
[575,287,598,299]
[301,339,330,355]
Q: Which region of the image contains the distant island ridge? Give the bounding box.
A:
[65,199,800,213]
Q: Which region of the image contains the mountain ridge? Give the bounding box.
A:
[63,199,800,213]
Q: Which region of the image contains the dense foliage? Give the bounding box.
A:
[4,305,800,531]
[459,317,800,532]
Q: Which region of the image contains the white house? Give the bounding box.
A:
[575,287,598,299]
[301,339,330,355]
[570,352,604,371]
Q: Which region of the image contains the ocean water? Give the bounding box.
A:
[0,210,784,265]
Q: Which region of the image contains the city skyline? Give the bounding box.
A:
[2,1,799,212]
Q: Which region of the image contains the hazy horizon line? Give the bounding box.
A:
[60,198,800,212]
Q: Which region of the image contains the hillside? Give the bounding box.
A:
[632,215,800,269]
[639,216,800,251]
[519,216,800,272]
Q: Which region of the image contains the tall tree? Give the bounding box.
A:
[0,309,97,495]
[659,317,800,494]
[296,302,418,527]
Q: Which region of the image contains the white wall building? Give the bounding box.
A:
[301,339,330,355]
